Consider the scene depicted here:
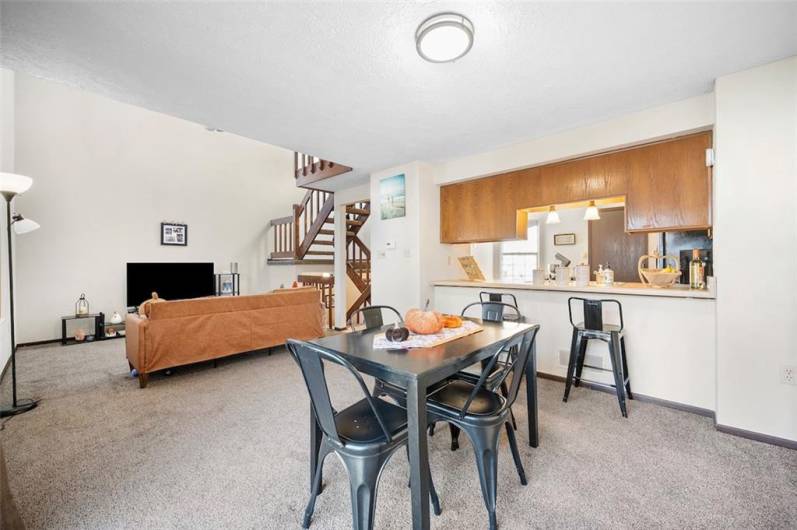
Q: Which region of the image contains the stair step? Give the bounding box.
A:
[346,219,364,226]
[324,218,334,224]
[319,229,334,235]
[346,207,370,216]
[313,240,334,246]
[305,251,334,256]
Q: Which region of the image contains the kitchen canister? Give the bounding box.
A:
[532,269,546,285]
[575,265,590,287]
[555,265,570,286]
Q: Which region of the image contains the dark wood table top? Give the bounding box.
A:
[309,319,536,387]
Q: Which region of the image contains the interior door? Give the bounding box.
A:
[588,208,648,283]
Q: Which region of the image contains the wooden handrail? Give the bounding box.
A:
[294,151,352,189]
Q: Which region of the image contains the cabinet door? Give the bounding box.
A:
[625,132,712,232]
[440,172,529,243]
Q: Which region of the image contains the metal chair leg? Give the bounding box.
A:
[449,423,461,451]
[303,442,331,528]
[428,422,436,436]
[499,381,517,430]
[574,334,588,387]
[462,423,502,530]
[563,328,579,402]
[504,421,527,485]
[405,444,442,516]
[344,454,385,530]
[609,332,628,418]
[621,336,633,399]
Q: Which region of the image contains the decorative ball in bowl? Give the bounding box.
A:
[639,268,681,288]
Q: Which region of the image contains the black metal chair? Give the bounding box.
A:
[562,297,632,417]
[287,339,441,530]
[426,325,540,530]
[478,292,522,320]
[348,305,403,330]
[438,300,524,449]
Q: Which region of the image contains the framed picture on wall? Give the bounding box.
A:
[554,233,576,246]
[161,222,188,246]
[380,173,406,220]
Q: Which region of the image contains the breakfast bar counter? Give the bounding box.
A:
[432,279,716,299]
[432,280,717,412]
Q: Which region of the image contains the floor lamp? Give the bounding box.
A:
[0,172,39,418]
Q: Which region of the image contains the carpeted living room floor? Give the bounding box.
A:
[1,340,795,530]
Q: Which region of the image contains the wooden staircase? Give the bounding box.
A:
[344,201,372,322]
[268,188,335,264]
[267,152,370,327]
[294,152,352,189]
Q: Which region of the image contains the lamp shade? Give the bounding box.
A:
[546,206,561,224]
[584,201,601,221]
[0,173,33,196]
[12,217,40,235]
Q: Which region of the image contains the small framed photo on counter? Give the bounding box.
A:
[554,233,576,246]
[161,222,188,246]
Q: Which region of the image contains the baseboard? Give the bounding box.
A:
[16,338,61,348]
[715,424,797,450]
[536,371,715,418]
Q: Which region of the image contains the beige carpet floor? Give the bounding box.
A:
[0,340,795,529]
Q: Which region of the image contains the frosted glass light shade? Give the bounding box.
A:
[546,206,561,224]
[584,201,601,221]
[416,13,474,63]
[13,217,40,235]
[0,173,33,196]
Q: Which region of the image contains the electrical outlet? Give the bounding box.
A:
[782,366,796,386]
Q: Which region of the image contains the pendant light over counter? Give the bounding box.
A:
[546,205,561,224]
[584,201,601,221]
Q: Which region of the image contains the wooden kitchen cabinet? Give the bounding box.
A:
[439,131,713,243]
[625,132,712,232]
[440,171,531,243]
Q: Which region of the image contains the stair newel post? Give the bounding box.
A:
[292,204,300,259]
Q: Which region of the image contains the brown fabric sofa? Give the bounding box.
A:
[125,288,324,388]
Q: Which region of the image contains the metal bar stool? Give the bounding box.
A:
[562,297,633,417]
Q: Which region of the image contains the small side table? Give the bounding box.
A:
[61,314,102,345]
[215,273,240,296]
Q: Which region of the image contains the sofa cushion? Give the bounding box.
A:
[147,290,321,320]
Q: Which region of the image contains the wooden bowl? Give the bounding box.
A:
[639,268,681,288]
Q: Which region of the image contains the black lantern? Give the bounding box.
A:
[75,293,90,316]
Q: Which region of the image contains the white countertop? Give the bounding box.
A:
[432,279,716,299]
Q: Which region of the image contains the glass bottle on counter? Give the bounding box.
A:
[689,249,705,289]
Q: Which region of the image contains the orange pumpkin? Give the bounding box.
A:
[405,308,444,335]
[442,315,463,328]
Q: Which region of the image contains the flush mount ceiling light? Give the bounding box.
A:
[415,12,474,63]
[584,201,601,221]
[546,205,561,225]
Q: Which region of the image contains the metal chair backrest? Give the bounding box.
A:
[479,291,519,310]
[461,301,523,323]
[348,305,403,330]
[458,325,540,419]
[567,297,624,332]
[287,339,394,445]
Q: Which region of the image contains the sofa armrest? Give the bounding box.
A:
[125,314,148,372]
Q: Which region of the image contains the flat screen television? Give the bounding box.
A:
[127,262,215,307]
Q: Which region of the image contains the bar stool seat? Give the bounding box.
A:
[574,322,624,334]
[563,297,633,417]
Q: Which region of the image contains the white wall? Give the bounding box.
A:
[0,69,15,372]
[714,57,797,441]
[536,208,590,269]
[12,72,307,342]
[369,162,464,316]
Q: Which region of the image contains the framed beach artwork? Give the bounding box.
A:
[380,174,406,220]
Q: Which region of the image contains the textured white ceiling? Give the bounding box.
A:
[2,1,796,183]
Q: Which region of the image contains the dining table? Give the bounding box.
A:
[306,318,539,530]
